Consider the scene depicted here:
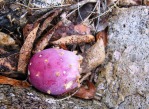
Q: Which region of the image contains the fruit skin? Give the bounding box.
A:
[28,48,81,95]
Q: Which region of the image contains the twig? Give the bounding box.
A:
[65,0,97,11]
[83,0,100,23]
[80,72,92,83]
[16,2,71,10]
[53,88,80,102]
[90,0,119,21]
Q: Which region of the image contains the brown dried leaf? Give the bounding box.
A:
[52,23,91,41]
[0,46,24,79]
[81,39,105,73]
[96,29,108,47]
[51,34,95,45]
[0,75,30,87]
[33,21,63,53]
[74,81,96,99]
[74,24,91,35]
[17,23,40,74]
[23,24,34,39]
[59,44,68,50]
[0,32,15,45]
[37,9,62,37]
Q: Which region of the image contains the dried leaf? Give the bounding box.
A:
[17,23,40,74]
[74,24,91,35]
[74,81,96,99]
[0,46,24,79]
[0,75,30,87]
[51,34,95,45]
[0,32,15,45]
[23,24,34,39]
[37,9,62,37]
[96,29,108,46]
[52,23,91,41]
[33,21,63,53]
[81,39,105,73]
[59,44,68,50]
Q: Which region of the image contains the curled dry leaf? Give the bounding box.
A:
[74,81,96,99]
[0,41,21,79]
[37,9,62,37]
[0,75,30,87]
[81,39,105,73]
[0,32,15,45]
[23,24,34,39]
[52,23,91,40]
[33,21,63,53]
[51,35,95,45]
[17,23,40,74]
[96,30,108,47]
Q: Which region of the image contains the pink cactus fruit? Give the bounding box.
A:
[28,48,81,95]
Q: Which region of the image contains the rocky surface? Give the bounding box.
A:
[0,6,149,109]
[96,6,149,109]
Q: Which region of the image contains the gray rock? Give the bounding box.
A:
[96,6,149,108]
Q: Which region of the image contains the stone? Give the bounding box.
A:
[96,6,149,108]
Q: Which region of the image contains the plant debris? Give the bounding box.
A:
[0,75,30,87]
[74,81,96,99]
[0,32,15,45]
[81,38,105,73]
[17,23,39,74]
[51,34,95,45]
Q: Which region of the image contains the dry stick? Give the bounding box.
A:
[80,72,92,83]
[83,0,100,23]
[51,35,95,45]
[65,0,97,11]
[95,0,101,32]
[90,0,119,21]
[17,23,40,74]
